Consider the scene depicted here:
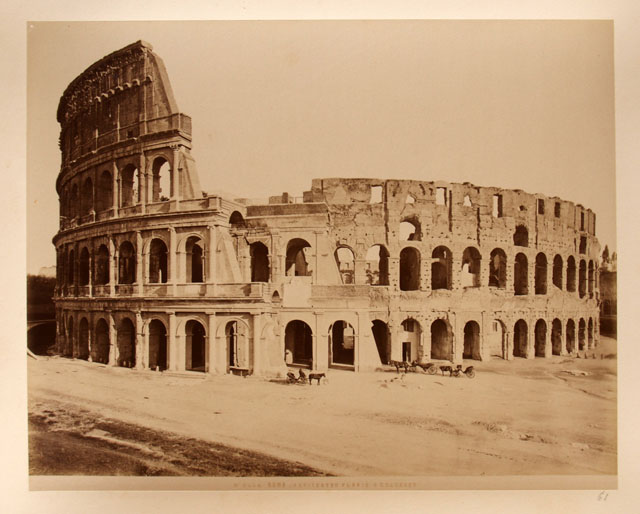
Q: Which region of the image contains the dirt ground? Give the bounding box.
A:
[27,337,617,477]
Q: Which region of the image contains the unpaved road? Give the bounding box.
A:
[28,338,617,477]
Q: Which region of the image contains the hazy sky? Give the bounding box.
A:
[27,20,615,273]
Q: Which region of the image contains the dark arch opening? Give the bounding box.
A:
[489,248,507,289]
[186,236,204,283]
[578,318,586,351]
[431,246,452,290]
[535,319,546,357]
[120,164,139,207]
[250,242,270,282]
[78,317,89,360]
[552,319,562,356]
[588,260,594,298]
[514,253,528,295]
[330,320,355,367]
[588,318,594,349]
[284,320,313,368]
[117,318,135,367]
[95,244,109,285]
[513,319,528,358]
[461,247,481,288]
[229,211,246,229]
[93,318,110,364]
[365,244,389,285]
[463,321,481,360]
[152,157,171,202]
[399,247,420,291]
[148,319,167,371]
[186,320,206,372]
[371,320,390,364]
[553,254,563,289]
[566,319,576,353]
[118,241,136,284]
[431,319,452,360]
[567,256,577,292]
[286,239,312,277]
[149,239,168,284]
[514,225,529,247]
[579,260,587,298]
[535,253,547,295]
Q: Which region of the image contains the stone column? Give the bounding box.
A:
[208,313,218,374]
[87,317,93,362]
[112,161,119,216]
[139,153,146,214]
[207,225,217,285]
[171,145,181,206]
[528,253,535,297]
[527,318,535,359]
[169,227,177,296]
[136,231,143,296]
[168,312,177,371]
[109,236,117,297]
[88,247,93,297]
[108,312,117,366]
[544,319,552,358]
[252,313,262,375]
[135,311,144,370]
[505,327,513,361]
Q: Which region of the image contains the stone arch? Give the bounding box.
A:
[119,163,140,207]
[567,256,577,292]
[513,319,528,358]
[185,319,207,372]
[78,317,90,360]
[93,318,110,364]
[67,248,76,285]
[334,246,355,284]
[489,248,507,288]
[329,320,356,367]
[223,318,251,370]
[79,246,90,286]
[461,247,481,288]
[514,253,528,295]
[118,240,136,284]
[148,238,168,284]
[94,244,109,285]
[229,211,246,229]
[151,156,171,202]
[430,319,452,360]
[566,319,576,353]
[117,317,136,367]
[588,260,595,297]
[579,260,587,298]
[552,318,562,356]
[514,225,529,247]
[365,244,389,285]
[185,235,204,283]
[250,242,270,282]
[286,238,312,277]
[588,318,594,349]
[81,177,93,216]
[96,169,113,212]
[534,319,547,357]
[399,216,421,241]
[371,319,390,364]
[535,253,548,295]
[399,247,420,291]
[284,320,313,368]
[400,318,422,363]
[553,254,563,289]
[463,320,481,360]
[148,319,168,371]
[578,318,586,351]
[431,246,452,290]
[65,315,74,357]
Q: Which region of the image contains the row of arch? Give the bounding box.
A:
[60,156,173,219]
[58,315,250,372]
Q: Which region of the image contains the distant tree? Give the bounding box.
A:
[602,245,610,264]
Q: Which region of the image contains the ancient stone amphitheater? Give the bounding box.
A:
[53,41,600,376]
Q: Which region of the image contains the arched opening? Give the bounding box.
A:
[225,320,248,369]
[186,236,204,283]
[185,320,206,372]
[588,318,594,349]
[514,225,529,247]
[229,211,246,229]
[78,317,89,360]
[431,246,452,290]
[70,184,79,218]
[514,253,528,295]
[566,319,576,354]
[329,320,355,367]
[513,319,528,358]
[286,239,312,277]
[371,320,390,364]
[365,244,389,285]
[535,319,546,357]
[461,247,481,288]
[271,291,281,304]
[117,318,135,367]
[118,241,136,284]
[553,255,563,289]
[95,244,109,285]
[588,261,594,297]
[334,247,355,284]
[120,164,139,207]
[399,247,420,291]
[79,247,90,286]
[284,320,313,368]
[399,217,421,241]
[81,177,93,216]
[578,318,586,351]
[93,318,110,364]
[152,157,171,202]
[567,256,577,292]
[96,170,112,212]
[488,320,506,359]
[250,242,270,282]
[148,239,168,284]
[578,260,587,298]
[400,318,421,363]
[67,249,76,285]
[430,319,452,360]
[148,319,168,371]
[552,319,562,356]
[535,253,547,295]
[489,248,507,288]
[463,321,481,360]
[66,317,74,357]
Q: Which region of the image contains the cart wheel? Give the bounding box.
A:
[466,369,476,378]
[427,365,437,375]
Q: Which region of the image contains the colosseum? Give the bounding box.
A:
[53,41,601,377]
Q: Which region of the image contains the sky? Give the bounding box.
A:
[27,20,616,273]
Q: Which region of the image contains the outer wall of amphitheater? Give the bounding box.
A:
[52,41,600,377]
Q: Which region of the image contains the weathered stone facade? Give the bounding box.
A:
[53,41,600,376]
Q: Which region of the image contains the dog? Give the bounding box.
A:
[440,365,454,376]
[308,372,326,385]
